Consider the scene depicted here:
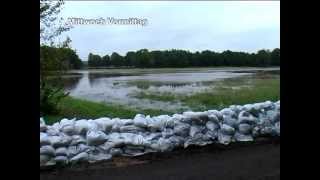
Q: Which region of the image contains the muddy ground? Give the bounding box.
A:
[40,137,280,180]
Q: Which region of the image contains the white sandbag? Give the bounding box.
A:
[229,105,241,114]
[150,138,174,152]
[86,130,108,146]
[99,142,117,151]
[149,115,174,131]
[208,114,220,124]
[40,155,51,166]
[171,114,184,122]
[40,125,47,132]
[133,114,148,128]
[223,116,238,129]
[124,148,145,156]
[40,133,51,146]
[111,118,130,132]
[93,117,113,132]
[184,133,211,147]
[183,111,208,125]
[39,118,47,133]
[50,134,72,148]
[40,145,55,156]
[120,125,145,133]
[220,108,236,118]
[220,124,235,136]
[45,158,56,166]
[40,117,45,125]
[208,110,223,121]
[234,132,253,142]
[252,103,263,111]
[70,152,89,163]
[145,132,162,141]
[275,122,280,135]
[119,119,134,126]
[261,101,274,110]
[243,104,254,111]
[238,111,257,125]
[55,156,68,164]
[106,133,124,145]
[122,133,148,147]
[173,122,190,137]
[218,133,233,145]
[168,135,185,147]
[74,120,90,135]
[46,126,60,136]
[109,148,123,156]
[266,111,280,123]
[162,128,174,138]
[238,124,252,135]
[101,118,116,132]
[39,100,280,167]
[205,130,218,140]
[55,147,68,156]
[67,146,78,158]
[206,121,219,131]
[87,120,99,131]
[67,144,90,158]
[70,135,86,146]
[60,119,76,135]
[189,125,205,137]
[78,144,90,153]
[260,126,274,135]
[40,123,47,132]
[88,153,112,163]
[59,134,72,148]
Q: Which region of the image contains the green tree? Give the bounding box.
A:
[40,0,72,115]
[271,48,280,66]
[110,52,125,67]
[256,49,271,67]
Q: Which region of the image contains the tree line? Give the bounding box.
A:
[40,45,83,71]
[88,48,280,68]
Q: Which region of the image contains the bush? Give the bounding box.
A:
[40,82,68,115]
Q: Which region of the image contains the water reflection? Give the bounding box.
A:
[62,68,279,111]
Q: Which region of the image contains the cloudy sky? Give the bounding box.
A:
[58,1,280,61]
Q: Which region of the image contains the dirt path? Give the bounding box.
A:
[40,138,280,180]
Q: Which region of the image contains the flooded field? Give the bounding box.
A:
[61,67,280,112]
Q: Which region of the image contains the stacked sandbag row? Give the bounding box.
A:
[40,100,280,167]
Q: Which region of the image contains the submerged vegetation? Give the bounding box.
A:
[44,70,279,124]
[132,74,280,112]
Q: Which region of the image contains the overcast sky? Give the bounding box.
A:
[58,1,280,61]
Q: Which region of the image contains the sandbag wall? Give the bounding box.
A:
[40,100,280,167]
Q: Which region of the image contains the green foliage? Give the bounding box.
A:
[40,45,83,72]
[87,48,280,68]
[40,0,81,115]
[40,0,71,43]
[40,83,68,115]
[43,97,169,124]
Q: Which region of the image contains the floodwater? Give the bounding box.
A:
[61,67,280,111]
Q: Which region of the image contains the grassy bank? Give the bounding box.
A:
[43,97,169,125]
